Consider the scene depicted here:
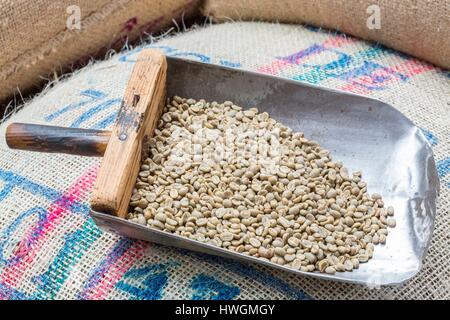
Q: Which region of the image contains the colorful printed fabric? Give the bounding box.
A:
[0,22,448,299]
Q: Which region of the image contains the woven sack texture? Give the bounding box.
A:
[0,0,200,104]
[0,22,449,300]
[202,0,450,70]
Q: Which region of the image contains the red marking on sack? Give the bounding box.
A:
[0,166,99,288]
[123,17,138,32]
[110,17,139,49]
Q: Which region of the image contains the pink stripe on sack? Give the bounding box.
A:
[388,59,435,77]
[256,35,354,75]
[83,242,148,300]
[0,166,98,288]
[256,60,291,76]
[339,58,435,94]
[322,34,355,49]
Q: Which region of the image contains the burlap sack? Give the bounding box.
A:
[0,0,200,104]
[0,22,449,299]
[202,0,450,70]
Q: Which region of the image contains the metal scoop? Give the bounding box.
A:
[5,49,439,285]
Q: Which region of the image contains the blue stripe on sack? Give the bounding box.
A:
[32,219,102,299]
[437,157,450,188]
[0,207,47,265]
[190,274,240,300]
[44,89,121,130]
[221,260,312,300]
[0,169,89,215]
[113,261,240,300]
[118,45,242,68]
[77,238,136,299]
[116,263,177,300]
[69,98,121,128]
[182,250,312,300]
[219,60,242,68]
[45,89,106,122]
[420,128,439,146]
[118,45,177,62]
[0,282,30,300]
[92,111,118,129]
[293,46,408,88]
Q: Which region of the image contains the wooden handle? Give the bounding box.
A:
[91,49,167,218]
[6,123,111,157]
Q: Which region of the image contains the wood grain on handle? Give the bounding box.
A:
[90,49,167,218]
[6,123,111,157]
